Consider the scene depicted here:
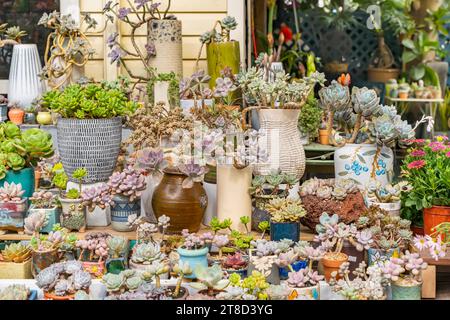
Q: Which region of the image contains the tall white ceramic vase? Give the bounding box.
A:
[216,164,252,233]
[8,44,45,108]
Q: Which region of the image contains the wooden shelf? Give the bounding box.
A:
[385,97,444,103]
[0,224,315,242]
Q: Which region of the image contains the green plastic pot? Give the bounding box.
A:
[206,41,240,90]
[0,167,35,198]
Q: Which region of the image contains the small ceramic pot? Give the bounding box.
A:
[398,90,409,99]
[319,129,329,145]
[81,260,106,278]
[8,108,24,125]
[270,220,300,242]
[106,257,127,274]
[31,248,60,277]
[111,195,141,232]
[279,260,307,280]
[367,248,400,266]
[322,252,348,281]
[391,279,422,300]
[36,111,53,125]
[0,198,28,233]
[177,246,209,279]
[59,198,86,232]
[24,112,36,124]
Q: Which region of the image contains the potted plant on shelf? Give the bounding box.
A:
[53,168,87,232]
[42,82,138,183]
[329,261,388,300]
[0,122,54,197]
[0,243,32,279]
[7,102,25,125]
[28,190,60,233]
[0,182,28,233]
[315,212,365,281]
[103,0,182,85]
[221,251,248,278]
[23,105,36,125]
[298,96,323,145]
[0,95,8,122]
[319,81,429,188]
[401,136,450,235]
[365,180,411,216]
[177,229,209,279]
[266,198,306,242]
[381,251,428,300]
[249,171,298,231]
[355,206,413,266]
[198,16,239,89]
[398,83,410,99]
[36,261,91,300]
[105,236,129,274]
[188,264,230,299]
[76,232,111,278]
[179,70,214,114]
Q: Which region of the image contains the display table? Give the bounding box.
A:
[420,247,450,299]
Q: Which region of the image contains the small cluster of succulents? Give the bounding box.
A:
[24,210,49,236]
[355,207,412,251]
[36,261,92,296]
[179,70,213,101]
[381,251,428,285]
[76,232,111,262]
[366,180,411,203]
[102,269,146,293]
[0,182,25,202]
[217,271,270,300]
[329,262,388,300]
[127,214,158,243]
[107,236,128,259]
[131,242,164,265]
[29,190,57,208]
[222,252,248,270]
[287,268,324,288]
[181,229,206,250]
[266,198,306,223]
[105,283,171,300]
[200,16,237,45]
[0,285,30,300]
[189,264,230,296]
[299,178,359,200]
[0,243,31,263]
[249,170,298,197]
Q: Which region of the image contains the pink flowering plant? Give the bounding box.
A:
[413,222,448,261]
[381,251,427,286]
[401,136,450,224]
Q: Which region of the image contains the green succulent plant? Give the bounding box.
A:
[266,198,306,223]
[0,285,29,300]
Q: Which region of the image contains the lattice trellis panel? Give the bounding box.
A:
[275,9,402,82]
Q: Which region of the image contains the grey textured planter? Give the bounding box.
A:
[57,117,122,183]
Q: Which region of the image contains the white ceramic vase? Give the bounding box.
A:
[334,143,394,189]
[8,44,45,108]
[216,164,252,233]
[255,109,306,179]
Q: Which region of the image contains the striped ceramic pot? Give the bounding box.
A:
[111,195,141,232]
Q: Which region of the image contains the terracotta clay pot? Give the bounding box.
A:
[318,129,329,145]
[367,67,400,83]
[423,206,450,236]
[8,108,24,125]
[44,292,75,300]
[322,252,348,281]
[152,169,207,233]
[411,224,424,236]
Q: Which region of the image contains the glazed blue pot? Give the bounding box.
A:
[270,221,300,242]
[111,195,141,232]
[0,104,8,122]
[367,248,400,266]
[28,290,38,300]
[1,167,35,198]
[279,259,308,280]
[106,257,127,274]
[177,246,209,279]
[28,206,60,233]
[224,268,247,278]
[391,281,422,300]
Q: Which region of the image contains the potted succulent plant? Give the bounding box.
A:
[398,83,410,99]
[365,180,411,216]
[42,82,138,183]
[381,251,428,300]
[188,264,230,299]
[179,70,214,114]
[0,95,8,122]
[23,105,36,124]
[0,284,37,300]
[198,16,240,89]
[105,236,129,274]
[299,178,367,230]
[216,271,270,300]
[36,261,92,300]
[82,162,146,232]
[319,81,428,188]
[221,252,248,278]
[0,182,27,232]
[401,137,450,235]
[0,122,54,197]
[7,103,25,125]
[76,232,111,278]
[329,261,388,300]
[266,198,306,242]
[355,206,412,266]
[247,239,282,284]
[315,213,365,281]
[28,190,60,233]
[0,243,32,279]
[238,58,324,178]
[103,1,182,82]
[249,171,298,231]
[297,96,323,145]
[53,168,87,232]
[130,241,165,271]
[177,229,209,279]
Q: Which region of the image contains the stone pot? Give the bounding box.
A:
[152,169,207,233]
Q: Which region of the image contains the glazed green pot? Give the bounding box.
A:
[1,167,35,198]
[206,41,240,89]
[391,280,422,300]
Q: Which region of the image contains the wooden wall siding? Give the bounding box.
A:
[80,0,229,81]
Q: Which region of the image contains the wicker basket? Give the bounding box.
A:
[57,117,122,183]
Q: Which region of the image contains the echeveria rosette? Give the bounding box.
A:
[318,80,350,113]
[177,160,208,189]
[351,87,380,118]
[21,128,54,165]
[134,147,167,179]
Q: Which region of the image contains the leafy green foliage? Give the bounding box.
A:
[41,83,139,119]
[66,188,80,200]
[52,172,68,191]
[298,96,323,139]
